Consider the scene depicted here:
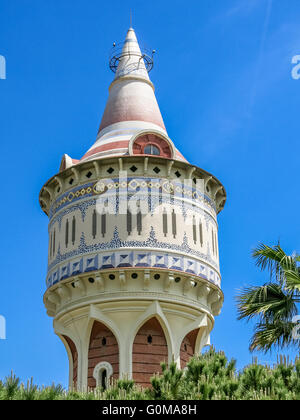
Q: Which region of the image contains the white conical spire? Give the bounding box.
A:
[114,28,150,82]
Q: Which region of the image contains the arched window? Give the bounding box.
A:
[49,232,52,258]
[199,221,203,247]
[92,362,113,390]
[132,318,168,387]
[214,232,218,257]
[101,213,106,238]
[137,209,142,235]
[53,229,56,256]
[88,322,118,389]
[193,215,197,244]
[127,208,132,235]
[92,209,97,239]
[101,369,107,390]
[162,208,168,237]
[172,209,177,238]
[144,144,160,155]
[72,217,76,245]
[65,219,69,248]
[212,229,215,255]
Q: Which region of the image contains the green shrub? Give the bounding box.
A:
[1,348,299,400]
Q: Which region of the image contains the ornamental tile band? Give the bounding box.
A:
[49,177,216,219]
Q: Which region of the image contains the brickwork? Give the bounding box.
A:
[132,317,168,387]
[180,328,199,369]
[63,335,78,388]
[132,134,172,158]
[87,321,119,388]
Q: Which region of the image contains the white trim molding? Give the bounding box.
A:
[93,361,113,387]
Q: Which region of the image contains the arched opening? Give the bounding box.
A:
[132,317,168,387]
[62,335,78,389]
[92,361,113,390]
[144,144,160,155]
[180,328,199,369]
[101,369,107,389]
[88,321,119,388]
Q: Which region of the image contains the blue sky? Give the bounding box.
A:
[0,0,299,386]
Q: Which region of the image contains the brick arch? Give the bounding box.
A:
[132,134,172,158]
[180,328,199,369]
[132,317,168,387]
[88,321,119,388]
[62,335,78,389]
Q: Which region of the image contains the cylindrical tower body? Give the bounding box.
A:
[39,28,226,390]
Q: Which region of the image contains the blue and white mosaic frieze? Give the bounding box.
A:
[46,249,221,289]
[48,226,218,273]
[49,191,217,234]
[49,177,217,221]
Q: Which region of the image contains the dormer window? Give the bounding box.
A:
[132,133,173,158]
[144,144,160,156]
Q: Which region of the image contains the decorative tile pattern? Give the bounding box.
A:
[46,177,222,291]
[48,226,218,273]
[49,177,217,221]
[46,228,221,289]
[46,249,221,289]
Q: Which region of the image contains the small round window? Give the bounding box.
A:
[144,144,160,156]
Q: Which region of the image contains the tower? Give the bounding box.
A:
[39,28,226,390]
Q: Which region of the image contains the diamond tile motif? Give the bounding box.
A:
[117,253,132,268]
[186,260,196,274]
[60,263,70,280]
[135,253,150,267]
[52,269,60,285]
[101,254,115,269]
[85,255,98,272]
[71,259,83,275]
[130,165,138,173]
[169,256,183,271]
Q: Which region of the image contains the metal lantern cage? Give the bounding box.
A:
[109,42,155,73]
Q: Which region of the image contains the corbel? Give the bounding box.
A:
[93,160,100,178]
[73,276,86,296]
[118,158,123,172]
[95,274,104,291]
[143,269,150,290]
[71,166,80,185]
[207,289,221,306]
[119,271,126,290]
[167,160,174,177]
[143,157,149,175]
[198,283,211,301]
[57,284,71,301]
[211,298,223,316]
[43,186,53,201]
[204,175,212,192]
[213,185,223,200]
[164,272,174,292]
[47,289,61,306]
[187,166,196,179]
[54,176,63,193]
[183,277,195,295]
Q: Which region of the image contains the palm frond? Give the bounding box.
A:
[252,243,297,284]
[236,283,297,323]
[284,269,300,294]
[249,321,299,353]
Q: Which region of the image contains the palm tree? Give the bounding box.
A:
[236,243,300,352]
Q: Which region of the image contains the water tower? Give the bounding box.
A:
[39,28,226,390]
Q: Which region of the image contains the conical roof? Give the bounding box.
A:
[78,28,187,163]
